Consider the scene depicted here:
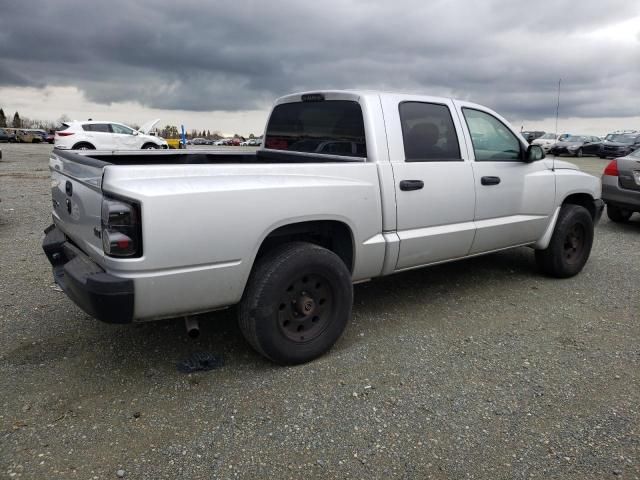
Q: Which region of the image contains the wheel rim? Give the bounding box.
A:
[576,148,582,157]
[79,146,89,150]
[563,223,585,264]
[277,273,334,343]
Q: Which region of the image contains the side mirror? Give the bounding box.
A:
[133,131,139,136]
[525,144,545,162]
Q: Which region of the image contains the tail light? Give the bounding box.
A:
[101,195,142,257]
[56,131,74,136]
[603,159,618,176]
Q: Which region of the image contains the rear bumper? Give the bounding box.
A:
[601,175,640,211]
[42,224,134,324]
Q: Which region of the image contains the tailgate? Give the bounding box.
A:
[617,157,640,192]
[50,151,107,263]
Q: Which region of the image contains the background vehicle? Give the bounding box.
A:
[165,138,183,149]
[43,90,602,365]
[520,130,545,143]
[550,135,602,157]
[17,130,42,143]
[531,132,560,153]
[191,137,211,145]
[54,119,168,150]
[30,129,48,142]
[0,128,16,143]
[599,131,640,158]
[601,150,640,222]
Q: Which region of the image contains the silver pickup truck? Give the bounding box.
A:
[43,90,603,364]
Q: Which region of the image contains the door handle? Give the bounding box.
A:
[399,180,424,191]
[481,176,501,186]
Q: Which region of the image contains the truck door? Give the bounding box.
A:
[381,95,476,270]
[455,103,555,253]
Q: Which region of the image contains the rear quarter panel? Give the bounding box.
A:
[100,162,385,320]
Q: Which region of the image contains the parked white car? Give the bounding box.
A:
[54,119,167,150]
[532,132,560,153]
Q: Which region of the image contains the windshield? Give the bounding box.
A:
[605,134,635,144]
[540,133,556,139]
[566,135,585,142]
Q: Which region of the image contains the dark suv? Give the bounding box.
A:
[599,132,640,159]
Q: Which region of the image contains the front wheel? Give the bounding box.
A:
[535,204,594,278]
[575,148,583,158]
[239,242,353,365]
[606,204,632,223]
[142,143,159,149]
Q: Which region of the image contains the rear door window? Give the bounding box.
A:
[82,124,111,133]
[399,102,461,161]
[264,100,366,158]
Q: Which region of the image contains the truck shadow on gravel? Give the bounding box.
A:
[3,246,545,374]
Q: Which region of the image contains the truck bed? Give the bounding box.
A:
[55,148,364,167]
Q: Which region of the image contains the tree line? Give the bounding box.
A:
[0,107,67,130]
[0,107,257,139]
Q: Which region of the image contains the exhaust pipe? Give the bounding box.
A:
[184,316,200,339]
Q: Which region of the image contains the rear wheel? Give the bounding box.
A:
[575,148,583,158]
[72,142,95,150]
[606,204,632,223]
[535,204,594,278]
[239,242,353,365]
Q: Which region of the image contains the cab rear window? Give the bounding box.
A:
[264,100,366,158]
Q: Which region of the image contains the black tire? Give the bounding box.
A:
[575,148,583,158]
[239,242,353,365]
[535,204,594,278]
[72,142,95,150]
[142,143,159,149]
[606,204,632,223]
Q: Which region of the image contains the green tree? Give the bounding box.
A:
[0,108,6,127]
[249,133,255,138]
[12,111,21,128]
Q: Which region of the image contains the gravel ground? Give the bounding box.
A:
[1,144,638,479]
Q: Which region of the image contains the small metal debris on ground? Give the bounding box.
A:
[177,351,224,373]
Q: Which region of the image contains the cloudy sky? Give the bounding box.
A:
[1,0,639,135]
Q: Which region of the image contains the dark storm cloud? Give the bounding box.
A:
[1,0,638,119]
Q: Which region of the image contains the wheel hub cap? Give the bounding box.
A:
[277,274,333,343]
[297,293,316,316]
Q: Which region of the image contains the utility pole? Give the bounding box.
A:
[555,78,561,135]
